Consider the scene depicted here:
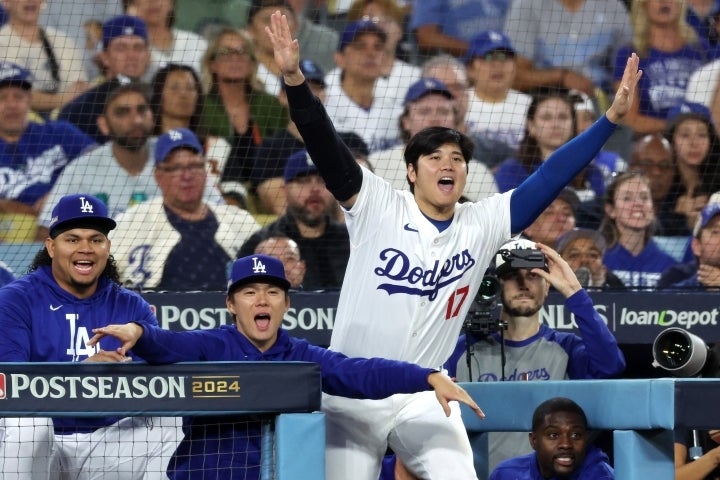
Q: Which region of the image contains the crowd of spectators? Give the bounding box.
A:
[1,0,720,478]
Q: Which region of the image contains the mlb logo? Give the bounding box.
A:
[0,373,6,399]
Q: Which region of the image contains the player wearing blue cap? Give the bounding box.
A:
[0,193,180,479]
[89,253,483,480]
[266,11,641,480]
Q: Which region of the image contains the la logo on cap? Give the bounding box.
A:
[169,129,183,141]
[488,31,504,42]
[123,26,134,35]
[252,257,267,274]
[79,196,94,213]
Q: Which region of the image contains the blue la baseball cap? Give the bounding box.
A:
[299,59,325,86]
[155,128,204,165]
[694,202,720,236]
[102,15,148,50]
[48,194,117,238]
[282,59,326,90]
[337,20,387,52]
[228,254,291,294]
[666,100,712,125]
[403,77,454,106]
[284,150,318,183]
[0,61,32,90]
[463,31,515,63]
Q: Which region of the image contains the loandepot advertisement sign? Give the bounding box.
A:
[142,290,720,346]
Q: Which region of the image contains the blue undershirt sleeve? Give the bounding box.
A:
[509,115,617,233]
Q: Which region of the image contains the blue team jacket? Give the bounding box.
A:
[489,444,614,479]
[0,265,157,432]
[132,324,437,480]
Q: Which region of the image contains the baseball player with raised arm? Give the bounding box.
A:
[0,194,179,480]
[89,254,483,480]
[266,12,641,480]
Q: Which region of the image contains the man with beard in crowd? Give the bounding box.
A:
[239,149,349,290]
[38,83,223,239]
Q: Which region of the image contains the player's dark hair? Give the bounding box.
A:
[531,397,587,432]
[403,127,473,193]
[28,248,122,284]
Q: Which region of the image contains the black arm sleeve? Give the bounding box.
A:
[284,81,364,202]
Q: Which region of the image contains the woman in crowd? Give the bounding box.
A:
[0,0,89,115]
[150,63,242,206]
[614,0,713,135]
[494,88,606,203]
[664,102,720,234]
[600,171,678,288]
[199,27,287,185]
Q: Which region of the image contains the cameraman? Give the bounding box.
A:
[445,238,625,472]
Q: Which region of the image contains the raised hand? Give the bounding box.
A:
[606,52,642,124]
[533,242,583,298]
[265,10,304,86]
[88,323,144,357]
[428,372,485,419]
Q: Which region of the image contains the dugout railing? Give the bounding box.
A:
[0,361,325,480]
[460,378,720,480]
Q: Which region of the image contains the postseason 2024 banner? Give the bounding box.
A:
[143,290,720,346]
[0,362,321,416]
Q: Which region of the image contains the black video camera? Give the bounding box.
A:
[463,274,505,337]
[496,248,548,276]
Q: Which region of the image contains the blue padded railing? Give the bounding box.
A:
[459,378,720,480]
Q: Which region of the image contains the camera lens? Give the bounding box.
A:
[652,327,708,377]
[654,330,691,368]
[478,276,499,302]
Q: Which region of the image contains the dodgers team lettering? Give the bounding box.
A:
[374,248,476,301]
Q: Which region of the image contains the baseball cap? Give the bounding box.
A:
[556,228,607,255]
[102,15,148,50]
[494,238,543,276]
[694,202,720,237]
[403,77,454,106]
[48,194,117,239]
[338,131,369,158]
[155,128,204,165]
[299,59,326,87]
[666,100,712,125]
[0,61,32,90]
[228,254,291,294]
[337,20,387,52]
[284,150,318,183]
[556,188,580,214]
[569,89,596,116]
[463,30,515,64]
[282,59,326,89]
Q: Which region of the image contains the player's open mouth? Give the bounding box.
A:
[438,177,454,192]
[254,313,271,331]
[73,260,94,273]
[553,454,575,467]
